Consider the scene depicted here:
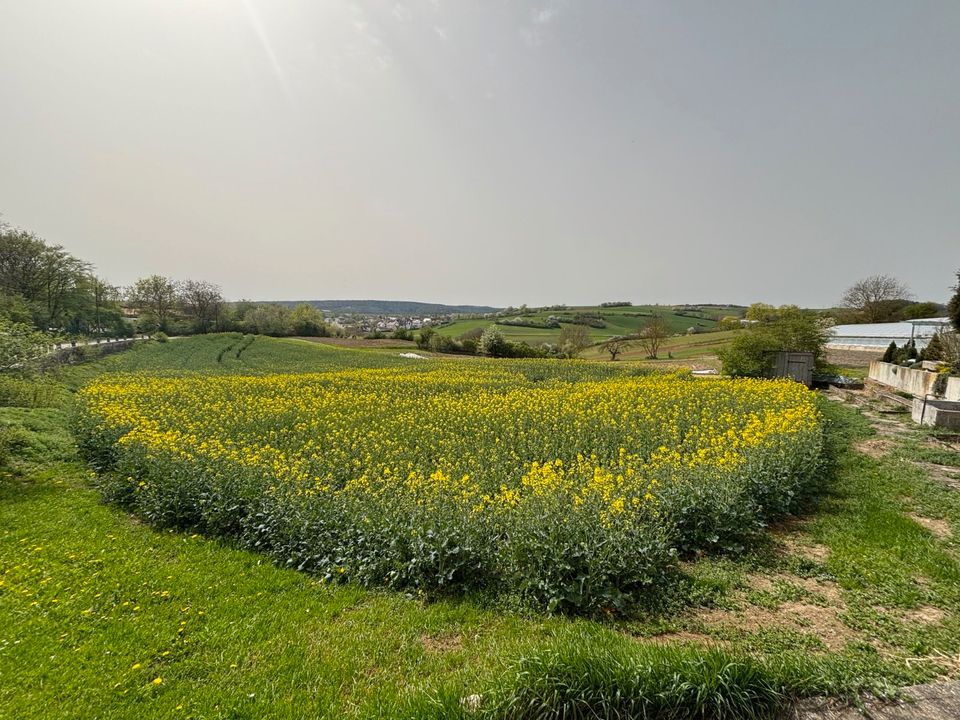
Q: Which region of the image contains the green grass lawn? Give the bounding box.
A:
[3,336,960,718]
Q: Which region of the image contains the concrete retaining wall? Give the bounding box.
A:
[868,361,960,401]
[912,398,960,429]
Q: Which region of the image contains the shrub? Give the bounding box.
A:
[0,318,54,370]
[719,307,830,377]
[0,375,65,407]
[882,341,897,363]
[416,326,436,350]
[0,425,29,467]
[428,334,461,354]
[922,333,944,362]
[289,304,330,337]
[478,326,511,357]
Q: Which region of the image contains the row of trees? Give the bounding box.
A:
[0,225,124,335]
[0,223,336,340]
[415,317,672,362]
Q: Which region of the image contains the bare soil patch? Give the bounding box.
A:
[790,680,960,719]
[698,602,858,651]
[909,514,953,539]
[421,633,463,653]
[901,606,947,625]
[751,574,843,606]
[767,518,830,561]
[686,569,854,651]
[854,438,894,457]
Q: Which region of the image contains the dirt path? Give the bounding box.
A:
[791,681,960,719]
[792,388,959,719]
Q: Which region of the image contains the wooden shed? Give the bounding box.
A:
[768,351,814,387]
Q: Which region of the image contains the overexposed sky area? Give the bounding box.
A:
[1,1,958,307]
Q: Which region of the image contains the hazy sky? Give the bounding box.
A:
[2,1,958,307]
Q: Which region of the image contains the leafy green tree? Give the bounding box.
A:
[428,333,460,354]
[900,301,943,320]
[745,303,777,323]
[86,276,121,335]
[416,326,436,350]
[244,304,291,336]
[288,304,329,337]
[0,226,91,329]
[0,317,54,370]
[478,326,511,357]
[0,292,34,325]
[948,270,960,333]
[718,306,832,377]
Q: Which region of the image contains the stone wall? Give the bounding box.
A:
[868,361,960,401]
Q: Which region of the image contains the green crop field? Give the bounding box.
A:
[4,335,960,719]
[582,329,743,362]
[436,304,743,347]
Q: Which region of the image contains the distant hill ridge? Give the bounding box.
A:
[272,300,502,316]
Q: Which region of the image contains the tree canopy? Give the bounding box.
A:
[948,270,960,333]
[718,306,832,377]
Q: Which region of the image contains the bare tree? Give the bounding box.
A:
[601,335,632,361]
[180,279,223,334]
[841,274,912,323]
[558,323,590,357]
[637,315,670,358]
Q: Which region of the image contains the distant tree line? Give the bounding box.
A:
[0,221,335,344]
